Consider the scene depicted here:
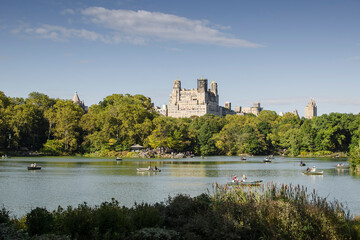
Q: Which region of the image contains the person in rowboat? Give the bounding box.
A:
[232,175,238,183]
[241,174,247,182]
[311,166,316,172]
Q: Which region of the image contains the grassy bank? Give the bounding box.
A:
[1,183,359,240]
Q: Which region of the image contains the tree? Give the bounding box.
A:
[146,117,191,152]
[43,100,84,154]
[80,94,157,152]
[6,104,47,151]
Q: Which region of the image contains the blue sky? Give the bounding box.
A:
[1,0,359,117]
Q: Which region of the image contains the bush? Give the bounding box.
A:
[1,186,359,239]
[93,199,132,239]
[126,227,180,240]
[26,207,54,236]
[55,203,94,240]
[0,223,29,240]
[131,203,164,230]
[0,207,10,224]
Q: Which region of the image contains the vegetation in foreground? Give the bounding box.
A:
[1,183,359,239]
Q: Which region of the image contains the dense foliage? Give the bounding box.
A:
[1,91,360,161]
[1,184,359,239]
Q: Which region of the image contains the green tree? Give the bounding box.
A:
[146,117,191,152]
[6,104,47,151]
[43,100,84,154]
[81,94,157,152]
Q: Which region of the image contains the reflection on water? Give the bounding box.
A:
[0,156,359,217]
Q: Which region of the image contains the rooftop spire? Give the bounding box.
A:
[72,91,80,103]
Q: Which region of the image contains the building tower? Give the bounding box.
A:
[197,78,207,93]
[169,79,181,105]
[305,98,317,119]
[210,81,218,96]
[224,102,231,110]
[72,91,87,112]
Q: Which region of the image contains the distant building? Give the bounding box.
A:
[292,109,299,117]
[72,92,88,112]
[237,102,263,116]
[224,102,231,110]
[168,78,234,118]
[279,109,299,117]
[155,105,168,116]
[305,98,317,119]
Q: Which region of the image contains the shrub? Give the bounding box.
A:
[25,207,54,236]
[0,207,10,224]
[55,203,94,240]
[126,227,180,240]
[130,203,164,230]
[93,199,132,239]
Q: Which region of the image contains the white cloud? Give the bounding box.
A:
[81,7,262,47]
[61,9,75,15]
[15,24,111,43]
[12,7,263,47]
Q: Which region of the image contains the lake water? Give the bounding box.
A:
[0,156,359,218]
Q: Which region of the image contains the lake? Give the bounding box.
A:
[0,156,359,218]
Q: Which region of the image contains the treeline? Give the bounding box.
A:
[1,91,360,158]
[0,184,359,239]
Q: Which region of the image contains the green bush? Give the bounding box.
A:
[1,186,359,239]
[131,203,163,230]
[93,199,131,239]
[25,207,54,236]
[55,203,94,240]
[126,227,180,240]
[0,207,10,224]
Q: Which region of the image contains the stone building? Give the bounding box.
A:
[305,98,317,119]
[236,102,263,116]
[224,102,231,110]
[155,105,168,116]
[72,92,88,112]
[168,78,233,118]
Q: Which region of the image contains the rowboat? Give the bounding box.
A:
[302,171,323,175]
[116,157,122,161]
[300,162,306,166]
[241,157,247,160]
[227,180,263,186]
[27,166,41,170]
[263,158,272,163]
[137,168,161,172]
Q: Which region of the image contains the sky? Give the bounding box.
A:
[0,0,359,117]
